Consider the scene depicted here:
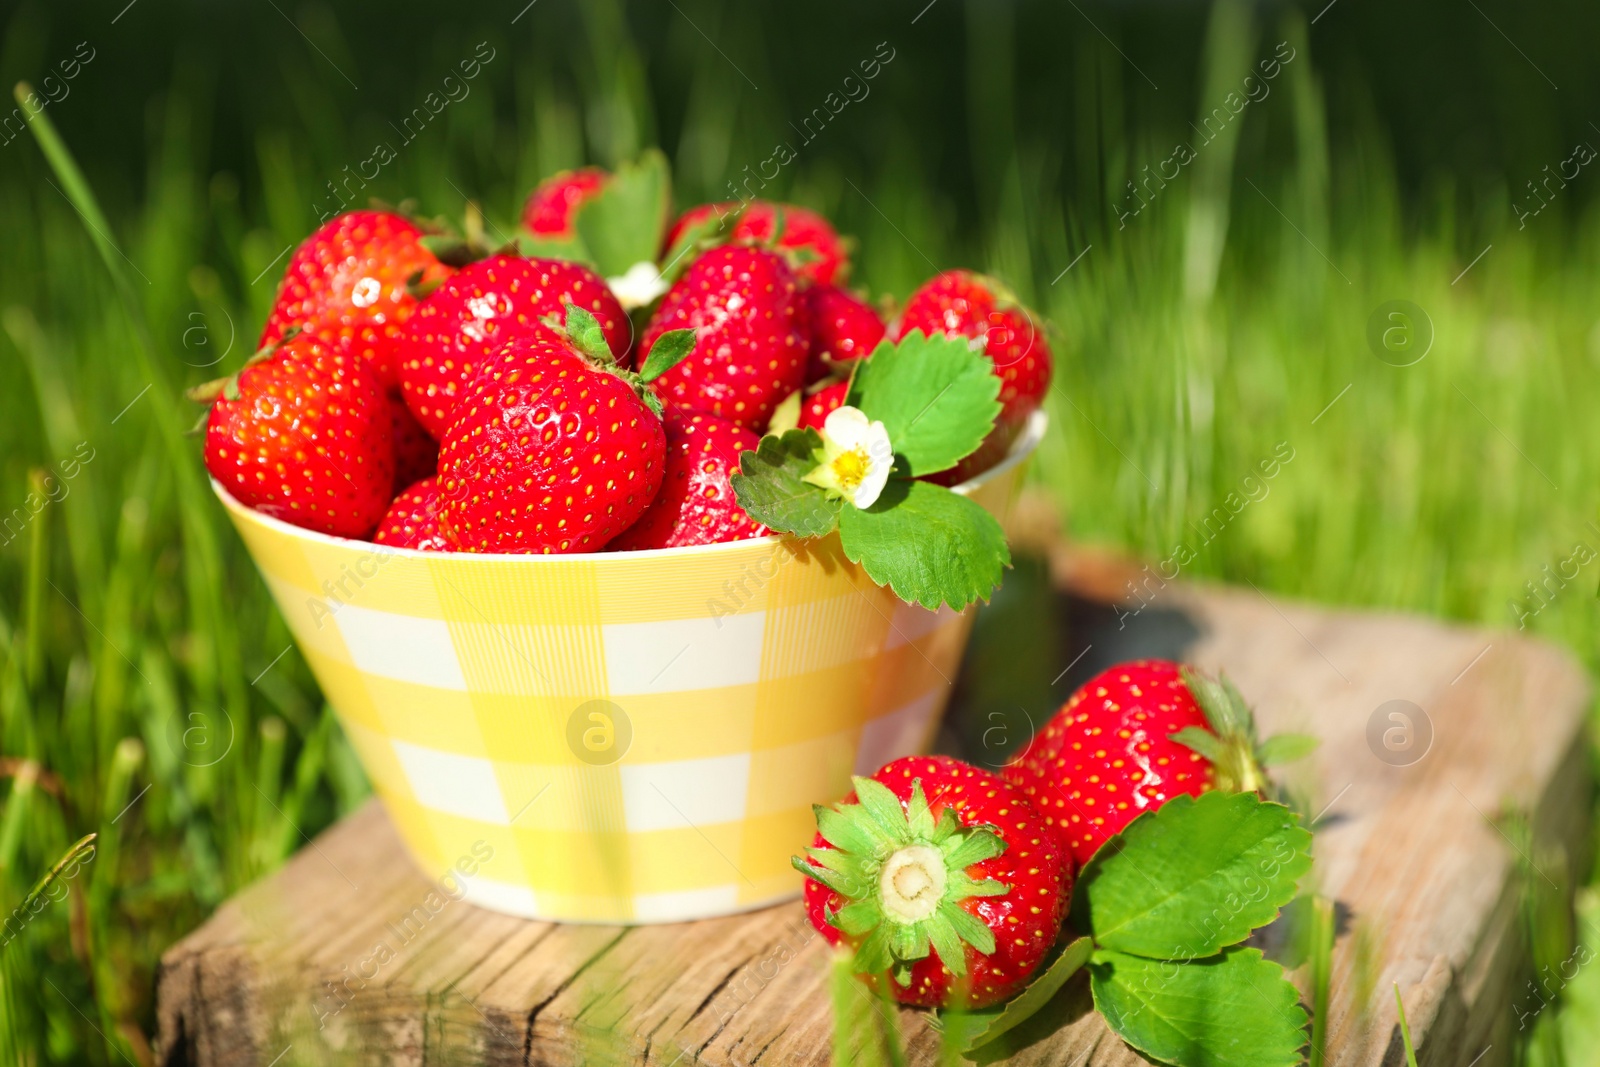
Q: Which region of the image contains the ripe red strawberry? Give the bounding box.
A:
[637,246,808,430]
[610,411,769,550]
[1002,660,1220,868]
[200,337,394,538]
[374,477,448,551]
[435,309,693,553]
[797,380,849,431]
[387,397,438,491]
[664,201,849,286]
[795,756,1070,1009]
[397,255,631,439]
[259,210,452,391]
[521,167,610,239]
[803,283,885,383]
[896,271,1052,483]
[1005,661,1312,869]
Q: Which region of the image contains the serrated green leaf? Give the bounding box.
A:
[934,936,1093,1054]
[639,328,696,382]
[730,429,841,538]
[1257,733,1320,767]
[573,149,671,278]
[1073,792,1312,960]
[837,480,1009,611]
[1091,948,1308,1067]
[845,331,1001,476]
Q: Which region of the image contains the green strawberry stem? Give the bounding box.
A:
[1171,666,1317,794]
[793,776,1010,983]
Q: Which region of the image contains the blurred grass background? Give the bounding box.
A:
[0,0,1597,1062]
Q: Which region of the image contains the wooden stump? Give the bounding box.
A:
[155,540,1591,1067]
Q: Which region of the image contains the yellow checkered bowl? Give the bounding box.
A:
[217,411,1046,923]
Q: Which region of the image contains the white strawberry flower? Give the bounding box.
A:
[803,406,894,509]
[606,261,670,310]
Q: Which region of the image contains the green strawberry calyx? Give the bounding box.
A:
[1170,666,1319,794]
[792,775,1009,984]
[555,303,693,420]
[184,324,302,407]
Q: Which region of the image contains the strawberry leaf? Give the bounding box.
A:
[1089,948,1308,1067]
[1072,791,1311,960]
[836,480,1009,611]
[845,330,1001,477]
[930,936,1093,1054]
[730,429,841,538]
[638,328,696,382]
[573,149,671,279]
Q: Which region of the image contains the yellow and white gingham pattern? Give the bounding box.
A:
[219,414,1043,924]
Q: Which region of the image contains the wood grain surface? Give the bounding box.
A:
[155,538,1592,1067]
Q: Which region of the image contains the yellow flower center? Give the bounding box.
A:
[831,447,871,492]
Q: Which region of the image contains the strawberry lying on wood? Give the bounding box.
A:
[1003,659,1317,867]
[794,755,1070,1009]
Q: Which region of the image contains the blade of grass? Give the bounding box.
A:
[1308,895,1334,1067]
[3,832,96,953]
[1393,983,1420,1067]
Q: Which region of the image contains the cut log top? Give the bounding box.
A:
[157,544,1591,1067]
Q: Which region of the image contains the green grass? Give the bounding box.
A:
[0,1,1597,1063]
